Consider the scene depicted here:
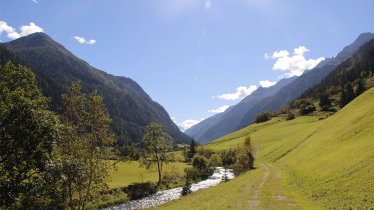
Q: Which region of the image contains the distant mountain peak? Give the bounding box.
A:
[335,32,374,62]
[6,32,66,51]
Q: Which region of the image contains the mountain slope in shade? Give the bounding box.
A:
[0,32,191,145]
[186,76,296,144]
[237,32,374,129]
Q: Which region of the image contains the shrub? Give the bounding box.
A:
[220,149,237,167]
[253,111,272,123]
[299,105,316,116]
[124,182,157,200]
[196,147,215,159]
[161,166,183,188]
[286,112,295,120]
[192,155,210,170]
[209,154,222,167]
[181,180,192,196]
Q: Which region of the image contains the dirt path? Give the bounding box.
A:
[248,163,300,209]
[248,164,270,209]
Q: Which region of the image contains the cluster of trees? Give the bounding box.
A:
[0,61,115,209]
[253,111,277,124]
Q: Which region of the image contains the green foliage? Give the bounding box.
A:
[253,111,272,123]
[52,81,115,209]
[187,139,198,161]
[318,93,331,110]
[196,146,214,159]
[209,154,223,167]
[286,111,295,121]
[192,155,210,170]
[125,182,157,200]
[355,78,366,96]
[140,123,173,185]
[340,83,355,108]
[181,180,192,196]
[0,61,61,208]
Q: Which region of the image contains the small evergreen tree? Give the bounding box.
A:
[319,93,331,110]
[355,79,365,97]
[187,139,197,161]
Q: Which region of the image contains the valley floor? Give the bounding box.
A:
[155,162,321,210]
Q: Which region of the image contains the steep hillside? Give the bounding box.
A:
[237,33,374,129]
[199,87,374,209]
[186,76,296,143]
[0,33,191,145]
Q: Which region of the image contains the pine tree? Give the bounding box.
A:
[188,139,198,161]
[319,93,331,110]
[355,79,365,97]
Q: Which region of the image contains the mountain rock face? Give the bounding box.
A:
[186,76,296,144]
[187,32,374,144]
[0,32,191,145]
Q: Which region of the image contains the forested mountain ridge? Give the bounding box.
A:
[237,32,374,129]
[0,32,191,145]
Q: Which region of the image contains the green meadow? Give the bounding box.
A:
[156,87,374,209]
[108,161,189,189]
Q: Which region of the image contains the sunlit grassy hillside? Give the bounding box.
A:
[157,87,374,209]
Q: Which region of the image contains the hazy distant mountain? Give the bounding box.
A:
[237,32,374,129]
[187,32,374,144]
[0,32,191,145]
[186,76,296,144]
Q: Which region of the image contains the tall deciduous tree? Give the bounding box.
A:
[0,61,61,207]
[55,82,115,209]
[140,123,173,185]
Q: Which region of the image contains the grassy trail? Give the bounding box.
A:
[248,163,318,210]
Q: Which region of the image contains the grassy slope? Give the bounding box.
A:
[108,161,189,189]
[157,87,374,209]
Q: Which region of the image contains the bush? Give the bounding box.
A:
[181,181,192,196]
[220,149,237,167]
[299,105,316,116]
[253,111,272,123]
[192,155,210,170]
[184,168,201,181]
[124,182,157,200]
[286,112,295,120]
[161,166,183,188]
[196,147,214,159]
[209,154,222,167]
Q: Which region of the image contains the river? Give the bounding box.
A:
[104,167,235,210]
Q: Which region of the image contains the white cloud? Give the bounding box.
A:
[208,105,229,113]
[265,46,325,77]
[73,36,96,45]
[0,21,44,40]
[32,0,38,4]
[179,119,202,131]
[217,85,257,100]
[259,80,276,88]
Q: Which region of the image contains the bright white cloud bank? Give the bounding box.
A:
[259,80,276,88]
[73,36,96,45]
[265,46,325,77]
[179,119,202,131]
[0,21,44,39]
[208,105,229,113]
[217,85,257,100]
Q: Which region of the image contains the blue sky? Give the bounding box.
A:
[1,0,374,131]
